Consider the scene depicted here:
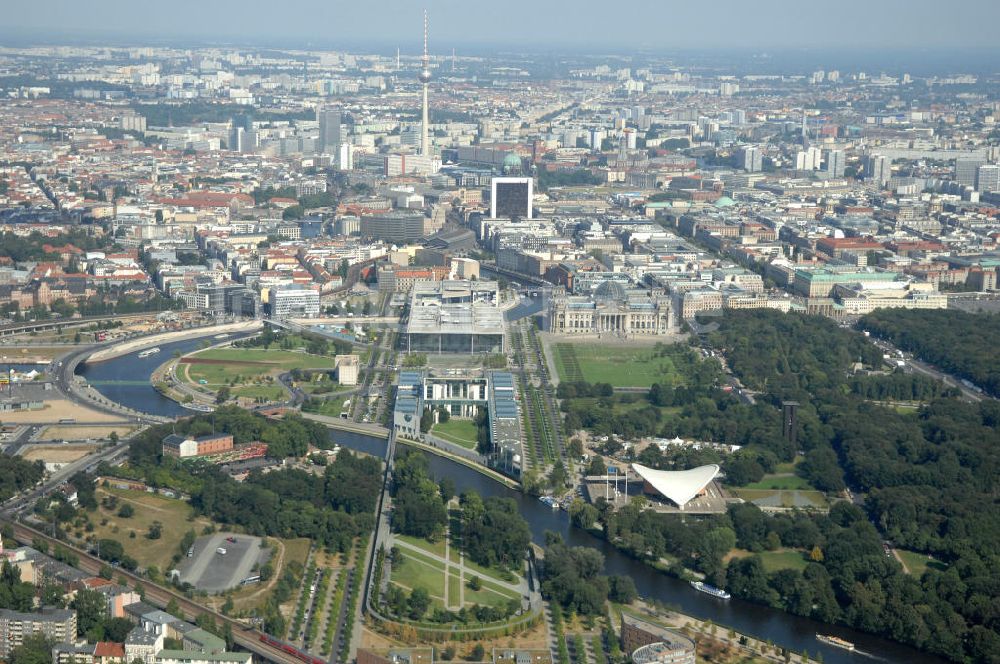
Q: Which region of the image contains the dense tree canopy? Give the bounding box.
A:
[391,451,448,540]
[0,457,45,503]
[459,492,531,571]
[860,309,1000,397]
[700,310,1000,662]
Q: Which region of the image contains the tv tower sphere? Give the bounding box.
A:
[419,68,432,84]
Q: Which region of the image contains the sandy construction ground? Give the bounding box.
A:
[0,399,125,424]
[40,425,135,441]
[22,444,98,463]
[0,346,69,361]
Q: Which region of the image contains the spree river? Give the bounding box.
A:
[82,344,944,664]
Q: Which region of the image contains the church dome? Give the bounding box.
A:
[502,153,523,175]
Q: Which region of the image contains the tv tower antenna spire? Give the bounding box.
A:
[418,9,432,158]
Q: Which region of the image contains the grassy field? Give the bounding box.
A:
[461,555,517,586]
[448,570,461,607]
[730,488,829,509]
[760,549,809,572]
[183,348,337,388]
[391,548,446,601]
[896,548,945,576]
[743,474,816,491]
[431,419,479,449]
[554,343,681,388]
[303,395,350,418]
[396,534,447,558]
[726,549,809,573]
[231,384,287,400]
[467,577,520,607]
[88,487,213,571]
[391,538,521,614]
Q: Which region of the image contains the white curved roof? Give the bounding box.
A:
[631,463,720,507]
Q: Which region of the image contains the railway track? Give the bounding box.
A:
[5,519,303,664]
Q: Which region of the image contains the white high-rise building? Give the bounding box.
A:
[741,146,762,173]
[795,147,822,171]
[338,143,354,170]
[866,154,890,186]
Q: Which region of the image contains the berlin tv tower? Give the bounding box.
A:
[419,10,432,158]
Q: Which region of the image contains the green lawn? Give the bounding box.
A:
[396,534,447,559]
[759,549,809,573]
[232,384,287,400]
[184,348,336,387]
[773,456,803,474]
[391,549,446,599]
[431,419,479,449]
[302,395,350,418]
[554,343,681,388]
[391,543,520,612]
[730,488,829,509]
[465,581,519,609]
[448,570,461,607]
[896,549,945,576]
[461,556,518,586]
[743,474,816,491]
[727,549,809,573]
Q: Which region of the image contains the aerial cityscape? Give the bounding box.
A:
[0,2,999,664]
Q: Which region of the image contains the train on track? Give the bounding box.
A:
[259,634,326,664]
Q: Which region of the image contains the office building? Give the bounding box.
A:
[741,146,762,173]
[362,211,427,242]
[270,286,320,319]
[976,164,1000,193]
[228,126,245,152]
[865,154,890,186]
[318,107,342,154]
[490,177,534,220]
[404,280,504,354]
[795,147,822,171]
[956,157,986,188]
[393,368,522,474]
[826,149,846,177]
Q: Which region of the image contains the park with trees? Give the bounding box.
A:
[569,310,1000,662]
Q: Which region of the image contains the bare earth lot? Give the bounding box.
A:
[41,425,135,441]
[0,399,124,424]
[22,444,98,463]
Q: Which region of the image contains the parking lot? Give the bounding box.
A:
[175,532,270,593]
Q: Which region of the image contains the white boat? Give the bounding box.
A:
[690,581,731,600]
[137,347,161,358]
[816,634,855,651]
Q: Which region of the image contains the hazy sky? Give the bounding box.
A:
[2,0,999,52]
